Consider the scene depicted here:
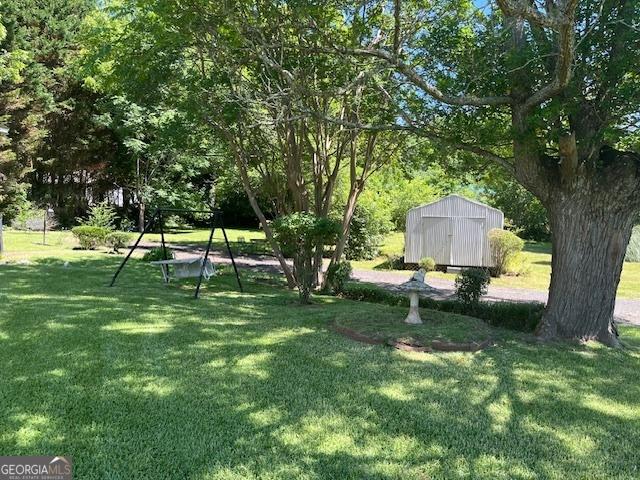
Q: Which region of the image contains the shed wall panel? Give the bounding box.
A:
[404,195,504,266]
[450,217,485,266]
[421,217,451,264]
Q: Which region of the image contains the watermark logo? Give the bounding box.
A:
[0,456,72,480]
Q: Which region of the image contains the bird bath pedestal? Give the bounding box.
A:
[405,291,422,324]
[400,269,430,325]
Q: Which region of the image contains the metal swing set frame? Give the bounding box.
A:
[109,208,243,298]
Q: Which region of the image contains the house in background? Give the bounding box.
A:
[405,194,504,268]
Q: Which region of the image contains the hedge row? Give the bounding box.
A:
[340,282,544,333]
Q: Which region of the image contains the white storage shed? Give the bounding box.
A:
[404,195,504,267]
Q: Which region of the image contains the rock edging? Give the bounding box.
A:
[332,324,494,353]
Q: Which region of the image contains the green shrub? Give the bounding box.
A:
[339,282,543,332]
[325,261,353,294]
[272,212,341,303]
[477,301,544,332]
[344,204,392,261]
[626,226,640,263]
[379,254,406,270]
[485,177,550,241]
[418,257,436,272]
[77,201,118,230]
[11,205,45,231]
[387,176,440,230]
[119,217,136,232]
[105,232,131,253]
[72,226,109,249]
[505,252,532,277]
[142,247,174,262]
[455,268,490,308]
[340,283,407,307]
[489,228,524,276]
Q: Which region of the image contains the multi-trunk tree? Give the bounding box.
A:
[85,0,405,293]
[332,0,639,345]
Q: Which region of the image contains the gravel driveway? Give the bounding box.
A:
[352,269,640,327]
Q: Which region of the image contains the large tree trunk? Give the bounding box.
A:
[536,172,638,347]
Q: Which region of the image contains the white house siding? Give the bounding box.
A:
[404,195,504,267]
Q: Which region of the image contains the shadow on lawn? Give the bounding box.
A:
[1,257,639,479]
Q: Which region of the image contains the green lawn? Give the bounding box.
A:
[353,232,640,299]
[1,244,640,478]
[3,229,639,298]
[0,228,265,261]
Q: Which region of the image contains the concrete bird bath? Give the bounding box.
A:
[400,269,430,324]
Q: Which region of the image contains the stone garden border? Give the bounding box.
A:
[331,324,494,353]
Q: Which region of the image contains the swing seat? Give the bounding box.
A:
[150,257,215,283]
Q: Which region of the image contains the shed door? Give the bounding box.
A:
[421,217,450,265]
[450,217,485,266]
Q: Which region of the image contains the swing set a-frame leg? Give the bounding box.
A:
[194,220,216,299]
[110,209,158,287]
[221,220,243,293]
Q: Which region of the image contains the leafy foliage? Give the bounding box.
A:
[105,231,130,253]
[71,225,109,250]
[344,204,391,261]
[10,203,45,231]
[339,282,543,332]
[489,229,525,277]
[272,213,341,303]
[325,261,352,294]
[455,268,490,308]
[626,226,640,263]
[484,176,550,241]
[418,257,436,272]
[78,201,117,230]
[142,247,173,262]
[0,0,111,224]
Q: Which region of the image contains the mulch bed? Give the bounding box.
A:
[332,324,494,353]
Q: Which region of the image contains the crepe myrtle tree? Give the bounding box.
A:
[325,0,640,346]
[272,213,341,304]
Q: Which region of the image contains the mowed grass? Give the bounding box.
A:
[0,228,265,262]
[1,248,640,479]
[3,229,640,298]
[353,232,640,299]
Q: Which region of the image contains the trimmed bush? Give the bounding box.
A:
[418,257,436,272]
[626,226,640,263]
[325,261,352,294]
[142,247,174,262]
[340,283,407,307]
[478,301,544,332]
[505,252,532,277]
[489,228,524,276]
[339,282,543,332]
[455,268,490,308]
[105,232,131,253]
[72,226,109,250]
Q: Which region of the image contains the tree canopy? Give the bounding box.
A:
[1,0,638,341]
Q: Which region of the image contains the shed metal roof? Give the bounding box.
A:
[408,194,503,215]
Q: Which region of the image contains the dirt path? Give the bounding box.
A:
[142,243,640,326]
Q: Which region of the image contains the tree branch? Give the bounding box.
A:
[498,0,580,110]
[300,109,515,174]
[345,46,513,107]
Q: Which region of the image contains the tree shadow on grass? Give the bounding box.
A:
[1,257,639,479]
